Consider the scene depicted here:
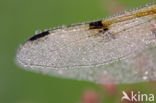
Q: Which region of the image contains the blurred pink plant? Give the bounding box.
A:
[101,83,117,96]
[81,90,101,103]
[80,83,117,103]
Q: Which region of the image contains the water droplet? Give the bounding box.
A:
[35,29,42,34]
[144,71,149,75]
[143,76,148,80]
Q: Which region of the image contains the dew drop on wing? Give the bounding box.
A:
[16,3,156,84]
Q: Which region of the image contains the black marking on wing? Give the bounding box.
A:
[89,20,109,33]
[29,31,50,41]
[89,20,104,29]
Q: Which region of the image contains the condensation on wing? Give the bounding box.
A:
[16,11,156,84]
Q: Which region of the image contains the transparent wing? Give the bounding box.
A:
[16,15,156,84]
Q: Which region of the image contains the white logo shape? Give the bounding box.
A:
[121,91,155,102]
[122,91,131,101]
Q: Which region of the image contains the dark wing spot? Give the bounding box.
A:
[29,31,50,41]
[89,20,104,29]
[103,28,109,31]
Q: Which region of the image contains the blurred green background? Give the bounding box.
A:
[0,0,156,103]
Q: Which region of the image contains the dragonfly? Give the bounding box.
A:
[16,3,156,84]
